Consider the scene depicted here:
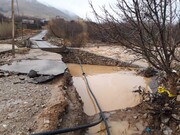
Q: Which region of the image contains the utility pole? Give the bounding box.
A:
[11,0,15,57]
[21,20,23,40]
[1,18,3,24]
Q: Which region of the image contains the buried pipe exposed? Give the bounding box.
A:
[32,58,111,135]
[76,57,111,135]
[32,118,103,135]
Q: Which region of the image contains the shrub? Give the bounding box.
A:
[48,18,87,47]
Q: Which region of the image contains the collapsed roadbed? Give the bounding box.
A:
[0,49,86,135]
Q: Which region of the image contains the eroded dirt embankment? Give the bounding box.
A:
[60,48,140,68]
[35,72,86,135]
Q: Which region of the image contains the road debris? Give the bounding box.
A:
[0,60,67,76]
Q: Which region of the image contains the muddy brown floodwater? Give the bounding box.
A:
[67,64,151,135]
[67,64,150,116]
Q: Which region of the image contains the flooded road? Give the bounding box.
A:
[67,64,150,116]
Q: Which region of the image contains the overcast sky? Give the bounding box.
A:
[37,0,117,19]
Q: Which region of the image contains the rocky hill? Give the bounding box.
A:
[0,0,78,20]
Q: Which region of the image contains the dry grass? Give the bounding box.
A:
[0,22,12,40]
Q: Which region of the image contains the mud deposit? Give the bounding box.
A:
[67,64,150,135]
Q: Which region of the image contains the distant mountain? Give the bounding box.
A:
[0,0,78,20]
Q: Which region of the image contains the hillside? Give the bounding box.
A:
[0,0,78,20]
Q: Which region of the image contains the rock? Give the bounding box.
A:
[143,97,150,102]
[4,73,10,77]
[172,114,180,121]
[27,128,32,132]
[176,124,180,130]
[24,102,28,104]
[33,75,54,83]
[63,85,68,90]
[161,115,170,124]
[0,126,7,132]
[176,95,180,102]
[133,116,138,119]
[140,67,158,77]
[13,81,24,84]
[44,119,50,124]
[0,73,3,77]
[16,110,20,113]
[0,72,10,78]
[162,126,172,135]
[28,70,38,78]
[143,113,148,119]
[2,124,7,128]
[41,105,45,108]
[19,76,25,80]
[104,112,111,119]
[59,119,62,123]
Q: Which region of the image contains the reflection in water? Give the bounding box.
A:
[67,64,150,135]
[72,71,149,116]
[67,64,130,77]
[84,77,98,114]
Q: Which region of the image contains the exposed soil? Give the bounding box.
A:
[60,48,140,68]
[56,73,87,135]
[34,73,86,134]
[0,51,86,135]
[80,45,148,68]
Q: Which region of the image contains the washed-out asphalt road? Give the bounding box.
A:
[30,30,58,48]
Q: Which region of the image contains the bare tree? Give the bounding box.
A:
[90,0,180,95]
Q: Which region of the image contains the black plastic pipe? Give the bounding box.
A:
[77,57,111,135]
[32,117,103,135]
